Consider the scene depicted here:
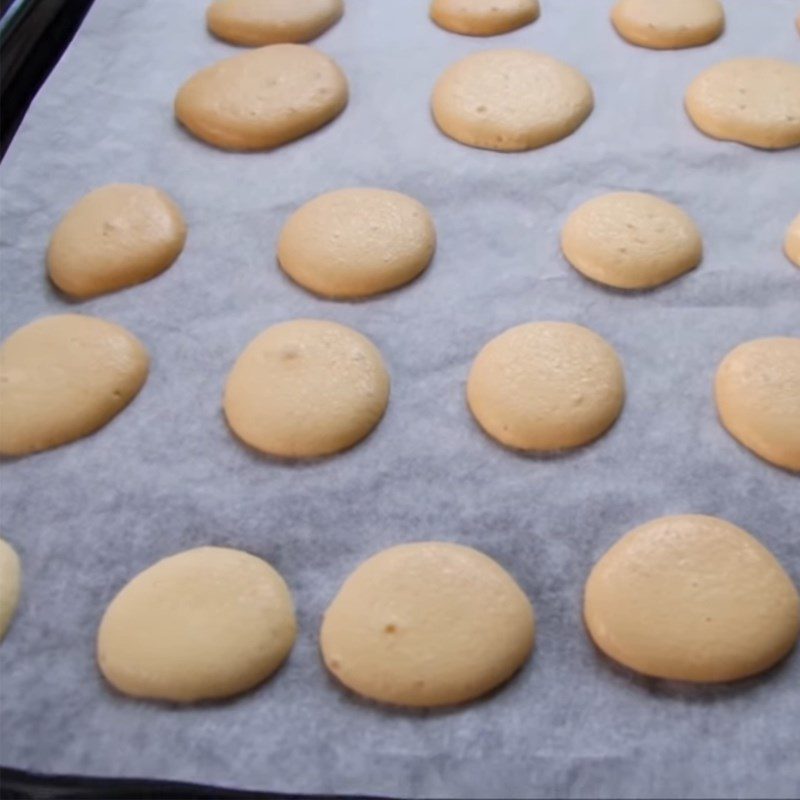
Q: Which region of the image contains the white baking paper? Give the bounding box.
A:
[1,1,799,797]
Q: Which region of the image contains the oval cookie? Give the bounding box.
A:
[611,0,724,50]
[47,184,187,299]
[561,191,702,290]
[715,337,800,472]
[785,214,800,268]
[467,321,625,451]
[584,515,800,682]
[278,188,436,299]
[224,319,390,458]
[685,58,800,150]
[430,0,540,37]
[321,542,534,707]
[432,49,593,152]
[98,547,296,702]
[0,315,149,456]
[175,44,348,151]
[0,538,21,642]
[207,0,343,46]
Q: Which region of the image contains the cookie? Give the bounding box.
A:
[0,538,21,642]
[278,188,436,299]
[321,542,534,707]
[685,58,800,149]
[467,321,625,451]
[0,315,149,456]
[207,0,343,46]
[430,0,539,37]
[47,184,187,299]
[561,191,702,289]
[224,319,389,458]
[784,213,800,267]
[715,337,800,472]
[97,547,296,702]
[611,0,724,50]
[432,49,593,151]
[175,44,348,151]
[585,515,800,682]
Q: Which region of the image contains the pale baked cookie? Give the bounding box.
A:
[467,322,625,451]
[98,547,296,702]
[0,315,149,456]
[715,337,800,472]
[561,192,703,290]
[224,319,389,458]
[432,50,593,152]
[278,188,436,299]
[430,0,540,37]
[585,515,800,682]
[685,58,800,150]
[175,44,348,151]
[611,0,724,50]
[47,184,187,299]
[784,213,800,267]
[0,538,21,642]
[320,542,534,707]
[207,0,343,46]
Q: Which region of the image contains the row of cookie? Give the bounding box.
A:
[172,42,800,154]
[205,0,798,51]
[2,514,798,705]
[2,312,798,471]
[41,181,800,302]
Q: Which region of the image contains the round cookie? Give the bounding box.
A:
[584,515,800,682]
[430,0,540,37]
[714,337,800,472]
[98,547,296,702]
[0,538,21,642]
[785,213,800,267]
[224,319,389,458]
[561,191,703,290]
[277,188,436,299]
[175,44,348,151]
[611,0,724,50]
[467,321,625,451]
[207,0,344,46]
[47,184,187,299]
[431,50,594,152]
[320,542,534,707]
[0,315,149,457]
[685,58,800,150]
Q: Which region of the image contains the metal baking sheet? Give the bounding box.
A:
[1,1,799,797]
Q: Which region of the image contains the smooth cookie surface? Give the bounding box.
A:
[715,337,800,472]
[207,0,343,46]
[320,542,535,707]
[48,184,187,298]
[0,538,21,642]
[97,547,297,702]
[584,515,800,682]
[430,0,539,37]
[175,44,348,151]
[561,191,702,290]
[432,49,593,151]
[685,58,800,149]
[0,315,149,456]
[785,213,800,267]
[224,319,389,458]
[467,321,625,451]
[611,0,724,49]
[278,188,436,299]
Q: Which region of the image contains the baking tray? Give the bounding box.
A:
[1,1,799,798]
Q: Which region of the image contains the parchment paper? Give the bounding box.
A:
[1,1,799,797]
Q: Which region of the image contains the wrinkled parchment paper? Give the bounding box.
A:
[1,1,799,797]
